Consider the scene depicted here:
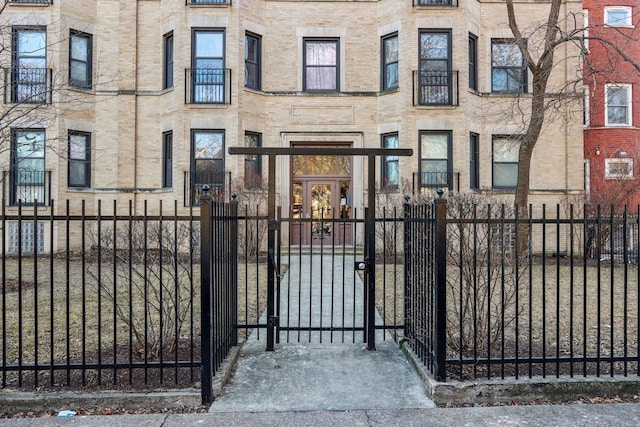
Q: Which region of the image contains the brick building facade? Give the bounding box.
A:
[583,0,640,209]
[1,0,585,247]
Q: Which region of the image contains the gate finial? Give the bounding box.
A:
[437,188,444,198]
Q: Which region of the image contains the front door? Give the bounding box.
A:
[291,179,352,245]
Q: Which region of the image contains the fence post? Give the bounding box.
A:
[434,189,447,381]
[199,185,214,404]
[403,196,412,341]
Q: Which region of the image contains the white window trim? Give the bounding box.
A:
[583,86,590,128]
[605,158,634,179]
[605,83,632,127]
[582,9,589,51]
[604,6,633,27]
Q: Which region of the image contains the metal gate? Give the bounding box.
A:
[272,212,367,344]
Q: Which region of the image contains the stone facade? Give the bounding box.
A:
[0,0,584,223]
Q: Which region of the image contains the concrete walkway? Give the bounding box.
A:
[209,252,435,412]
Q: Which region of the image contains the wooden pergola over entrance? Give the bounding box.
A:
[228,147,413,351]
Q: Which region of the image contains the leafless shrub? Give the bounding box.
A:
[85,220,199,359]
[444,192,528,354]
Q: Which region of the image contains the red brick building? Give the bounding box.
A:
[584,1,640,209]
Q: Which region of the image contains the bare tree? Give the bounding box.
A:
[500,1,640,213]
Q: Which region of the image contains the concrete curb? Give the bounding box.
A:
[0,345,243,414]
[400,340,640,405]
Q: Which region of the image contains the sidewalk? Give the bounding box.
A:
[2,404,640,426]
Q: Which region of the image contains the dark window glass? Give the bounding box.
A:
[491,39,527,94]
[468,33,477,91]
[163,131,173,188]
[304,39,339,92]
[68,131,91,188]
[244,132,262,188]
[469,133,479,190]
[163,32,173,89]
[382,133,399,188]
[70,30,92,88]
[245,33,261,90]
[382,33,398,91]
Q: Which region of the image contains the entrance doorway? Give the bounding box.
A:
[291,179,352,245]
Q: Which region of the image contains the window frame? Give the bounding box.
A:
[605,158,634,179]
[244,32,262,90]
[12,26,48,103]
[68,130,91,188]
[469,132,479,190]
[303,38,340,92]
[244,131,262,188]
[69,30,92,89]
[492,135,521,190]
[605,84,632,127]
[468,33,478,91]
[491,39,528,94]
[604,6,632,27]
[381,133,399,189]
[381,33,399,91]
[191,28,226,104]
[163,32,174,90]
[419,131,452,189]
[191,129,225,188]
[11,128,46,205]
[162,131,173,188]
[418,29,453,105]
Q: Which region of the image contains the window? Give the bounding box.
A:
[68,131,91,188]
[468,33,477,91]
[492,135,520,189]
[69,30,92,88]
[416,0,453,5]
[191,29,225,103]
[604,7,632,26]
[245,33,261,90]
[469,133,479,190]
[605,84,632,126]
[583,10,589,51]
[192,130,224,189]
[303,39,339,92]
[12,27,48,103]
[605,158,633,179]
[163,32,173,89]
[382,33,398,91]
[163,131,173,188]
[418,31,452,105]
[491,39,527,94]
[419,131,451,188]
[244,132,262,188]
[381,133,399,188]
[11,129,46,205]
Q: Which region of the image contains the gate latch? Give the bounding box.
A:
[268,315,279,328]
[355,260,368,272]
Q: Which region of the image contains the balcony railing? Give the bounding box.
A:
[3,68,53,104]
[413,0,457,6]
[183,171,231,207]
[185,0,231,6]
[2,170,52,207]
[412,172,460,194]
[412,70,459,106]
[6,0,53,4]
[185,68,232,105]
